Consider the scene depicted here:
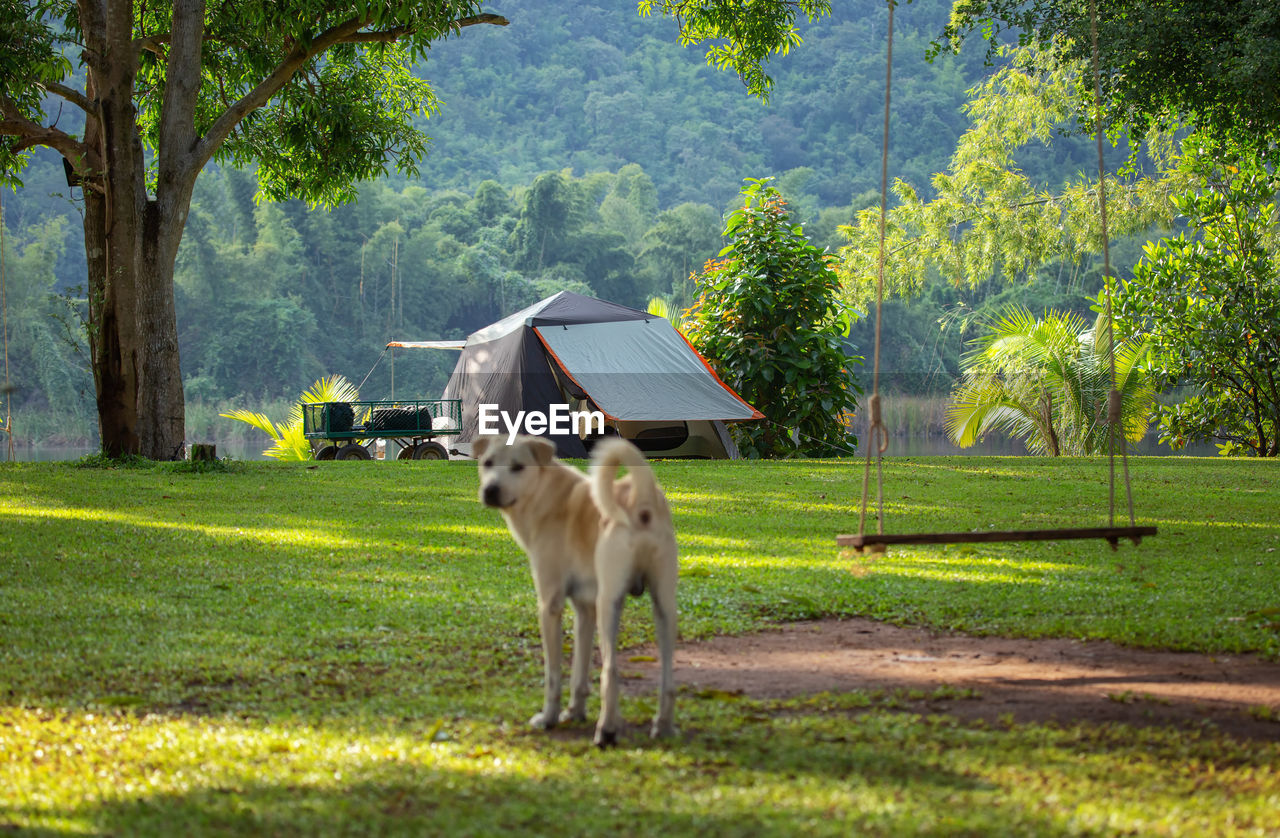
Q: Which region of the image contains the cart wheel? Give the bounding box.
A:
[315,445,338,460]
[336,444,373,460]
[396,445,416,461]
[413,441,449,460]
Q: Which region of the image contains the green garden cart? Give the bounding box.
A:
[301,398,463,460]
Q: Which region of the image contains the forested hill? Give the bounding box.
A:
[2,0,1108,440]
[403,0,990,208]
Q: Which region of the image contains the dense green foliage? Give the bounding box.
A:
[0,215,92,441]
[640,0,832,101]
[0,1,500,204]
[171,166,730,403]
[826,36,1280,459]
[2,1,520,458]
[946,306,1153,455]
[938,0,1280,157]
[2,457,1279,831]
[684,180,861,457]
[398,0,995,208]
[1117,143,1280,457]
[836,44,1178,306]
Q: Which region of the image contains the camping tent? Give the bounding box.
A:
[437,291,762,458]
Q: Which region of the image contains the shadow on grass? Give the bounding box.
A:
[0,465,540,716]
[1,719,1086,838]
[5,691,1278,835]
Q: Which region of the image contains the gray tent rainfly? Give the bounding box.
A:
[426,291,762,458]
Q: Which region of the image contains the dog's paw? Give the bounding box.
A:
[559,708,588,724]
[593,727,619,749]
[650,719,676,739]
[528,711,558,730]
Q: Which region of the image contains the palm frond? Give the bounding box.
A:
[219,409,283,440]
[647,297,674,320]
[948,305,1155,456]
[263,419,313,461]
[947,378,1043,449]
[303,375,360,404]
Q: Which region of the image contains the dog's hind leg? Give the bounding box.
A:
[649,566,678,739]
[593,588,626,748]
[564,597,595,723]
[529,595,565,729]
[593,525,641,748]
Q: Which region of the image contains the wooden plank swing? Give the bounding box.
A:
[837,526,1159,554]
[837,0,1156,555]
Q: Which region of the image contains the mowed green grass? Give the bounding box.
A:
[1,455,1278,835]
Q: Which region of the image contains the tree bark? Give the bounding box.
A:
[91,3,147,457]
[83,184,138,458]
[83,0,190,459]
[135,201,190,460]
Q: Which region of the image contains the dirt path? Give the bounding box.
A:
[623,618,1280,741]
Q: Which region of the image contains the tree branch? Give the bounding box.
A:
[458,11,510,27]
[43,82,99,116]
[135,33,169,57]
[340,12,509,43]
[194,15,365,167]
[157,0,207,192]
[0,97,94,164]
[135,32,255,58]
[193,11,508,171]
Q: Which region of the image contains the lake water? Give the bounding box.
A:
[879,433,1220,457]
[11,433,1221,462]
[15,443,273,462]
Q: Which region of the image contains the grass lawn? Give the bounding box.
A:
[1,454,1278,835]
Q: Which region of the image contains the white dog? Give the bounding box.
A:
[474,434,678,747]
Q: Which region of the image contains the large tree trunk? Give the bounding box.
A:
[136,200,190,460]
[83,186,138,458]
[87,181,189,464]
[83,0,189,460]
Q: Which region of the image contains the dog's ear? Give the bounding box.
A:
[527,436,556,466]
[472,436,492,460]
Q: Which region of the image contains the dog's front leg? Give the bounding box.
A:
[529,597,565,729]
[564,598,595,723]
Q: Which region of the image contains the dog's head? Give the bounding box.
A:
[473,434,557,510]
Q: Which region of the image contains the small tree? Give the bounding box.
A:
[684,179,861,458]
[947,306,1154,456]
[221,375,359,461]
[1117,143,1280,456]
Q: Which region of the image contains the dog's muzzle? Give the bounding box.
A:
[482,483,505,508]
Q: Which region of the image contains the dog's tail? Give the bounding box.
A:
[591,438,659,529]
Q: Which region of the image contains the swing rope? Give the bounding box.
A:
[1088,0,1136,529]
[855,0,894,544]
[849,0,1147,551]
